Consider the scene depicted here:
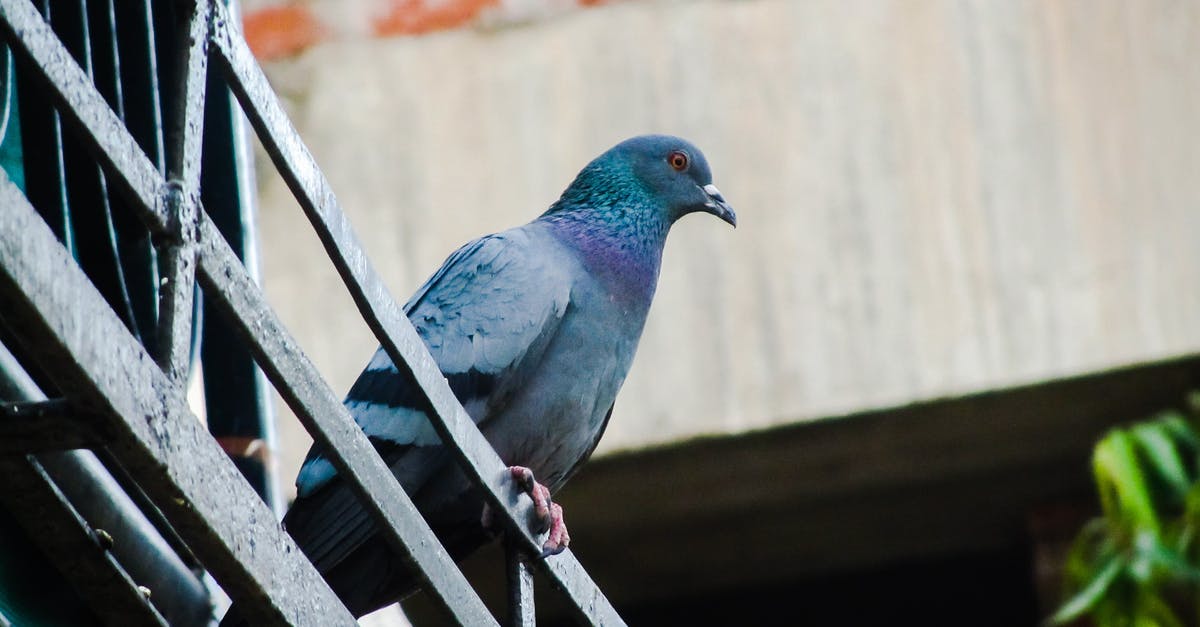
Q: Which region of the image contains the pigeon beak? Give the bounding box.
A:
[701,183,737,227]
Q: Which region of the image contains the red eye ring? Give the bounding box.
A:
[668,150,689,172]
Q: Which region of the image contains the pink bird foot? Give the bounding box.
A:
[509,465,570,557]
[479,466,571,556]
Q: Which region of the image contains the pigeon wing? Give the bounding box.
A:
[285,227,572,575]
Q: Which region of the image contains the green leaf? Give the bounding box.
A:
[1132,421,1191,500]
[1133,593,1185,627]
[1095,430,1161,534]
[1157,413,1199,459]
[1136,531,1200,581]
[1052,554,1124,624]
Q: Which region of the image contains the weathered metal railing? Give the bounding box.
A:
[0,0,623,624]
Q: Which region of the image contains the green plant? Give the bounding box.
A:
[1054,393,1200,626]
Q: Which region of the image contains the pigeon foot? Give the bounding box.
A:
[509,466,570,557]
[478,466,571,556]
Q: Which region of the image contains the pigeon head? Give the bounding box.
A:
[545,135,737,229]
[612,135,737,228]
[614,133,734,227]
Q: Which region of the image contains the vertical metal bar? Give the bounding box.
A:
[165,0,206,184]
[0,170,356,626]
[52,0,148,345]
[15,0,72,253]
[114,0,165,173]
[156,183,198,382]
[206,6,626,625]
[89,0,162,356]
[506,541,536,627]
[0,42,24,191]
[195,216,500,626]
[155,0,207,383]
[199,94,283,514]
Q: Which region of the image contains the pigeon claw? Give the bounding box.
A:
[539,502,570,558]
[507,465,570,556]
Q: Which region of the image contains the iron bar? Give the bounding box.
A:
[156,180,197,382]
[1,341,182,627]
[164,0,206,185]
[13,1,72,252]
[0,454,169,627]
[91,0,162,353]
[53,0,148,346]
[207,4,626,625]
[1,1,627,624]
[0,171,354,626]
[506,541,536,627]
[0,3,489,621]
[37,450,214,626]
[0,0,167,232]
[194,9,281,510]
[112,0,165,173]
[154,0,205,382]
[195,215,499,626]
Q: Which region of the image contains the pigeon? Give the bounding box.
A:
[222,134,735,622]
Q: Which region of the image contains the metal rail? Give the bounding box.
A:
[208,5,625,623]
[0,454,168,627]
[0,0,627,623]
[0,170,355,625]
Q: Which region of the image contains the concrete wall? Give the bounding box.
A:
[253,0,1200,490]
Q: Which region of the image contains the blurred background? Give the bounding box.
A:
[238,0,1200,625]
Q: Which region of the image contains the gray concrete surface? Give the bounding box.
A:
[252,0,1200,495]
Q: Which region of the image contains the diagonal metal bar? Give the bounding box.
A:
[0,454,169,627]
[0,0,168,231]
[154,0,208,383]
[0,171,354,626]
[36,449,213,627]
[1,333,212,626]
[0,2,496,622]
[3,1,622,624]
[207,4,626,625]
[195,215,499,626]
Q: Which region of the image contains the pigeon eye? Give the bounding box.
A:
[668,151,689,172]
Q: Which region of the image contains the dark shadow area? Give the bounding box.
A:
[402,354,1200,625]
[617,549,1037,627]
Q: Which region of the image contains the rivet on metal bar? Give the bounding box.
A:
[0,454,169,627]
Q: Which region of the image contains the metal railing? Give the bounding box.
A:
[0,0,624,624]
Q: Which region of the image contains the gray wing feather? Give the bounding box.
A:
[288,225,573,576]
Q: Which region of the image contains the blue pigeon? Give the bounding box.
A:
[223,135,735,621]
